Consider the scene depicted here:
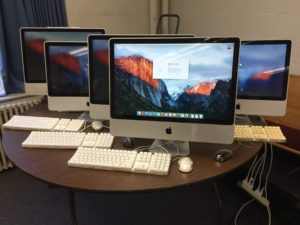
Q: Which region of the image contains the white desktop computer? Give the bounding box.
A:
[45,41,89,112]
[236,40,292,117]
[109,37,240,155]
[88,34,195,120]
[20,27,105,95]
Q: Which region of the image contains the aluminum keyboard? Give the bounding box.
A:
[234,125,286,142]
[3,115,85,132]
[68,147,172,176]
[22,131,114,149]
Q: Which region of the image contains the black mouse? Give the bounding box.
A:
[213,149,233,162]
[122,137,135,148]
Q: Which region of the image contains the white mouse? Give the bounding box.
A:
[178,157,193,173]
[91,121,103,131]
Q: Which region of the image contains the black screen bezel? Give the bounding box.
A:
[88,34,195,105]
[109,37,240,125]
[237,40,292,101]
[20,27,105,83]
[45,41,88,97]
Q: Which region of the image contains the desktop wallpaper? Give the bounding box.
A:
[23,31,103,82]
[238,44,287,98]
[48,45,89,96]
[90,39,109,104]
[112,43,235,121]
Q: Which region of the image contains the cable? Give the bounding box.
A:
[257,142,267,191]
[234,199,255,225]
[263,143,273,199]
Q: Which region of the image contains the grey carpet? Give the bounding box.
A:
[0,167,279,225]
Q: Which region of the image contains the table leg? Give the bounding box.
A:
[68,189,78,225]
[213,181,223,225]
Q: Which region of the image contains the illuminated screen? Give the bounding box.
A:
[90,39,109,104]
[46,44,88,96]
[21,29,104,83]
[238,43,290,99]
[111,42,238,124]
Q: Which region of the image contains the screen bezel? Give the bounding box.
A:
[237,40,291,101]
[88,34,195,105]
[20,27,105,83]
[45,41,88,97]
[109,37,240,125]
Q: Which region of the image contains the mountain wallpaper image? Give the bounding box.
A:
[113,54,232,120]
[25,39,47,82]
[238,44,287,97]
[49,46,88,96]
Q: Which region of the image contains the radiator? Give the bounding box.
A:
[0,96,44,171]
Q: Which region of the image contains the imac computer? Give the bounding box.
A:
[45,41,89,111]
[109,37,240,155]
[88,34,195,120]
[20,27,105,95]
[236,40,292,116]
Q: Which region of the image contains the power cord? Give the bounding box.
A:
[236,141,274,225]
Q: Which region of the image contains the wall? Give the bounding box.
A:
[170,0,300,74]
[65,0,150,34]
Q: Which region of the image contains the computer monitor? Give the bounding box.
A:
[88,34,195,120]
[236,40,292,116]
[45,41,89,111]
[109,37,240,155]
[20,27,105,95]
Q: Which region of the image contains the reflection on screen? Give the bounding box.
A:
[112,43,235,122]
[48,46,88,96]
[90,39,109,104]
[238,44,287,98]
[23,31,103,82]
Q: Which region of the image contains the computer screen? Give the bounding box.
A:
[236,40,291,116]
[88,34,194,120]
[20,27,105,95]
[109,37,240,153]
[45,42,89,111]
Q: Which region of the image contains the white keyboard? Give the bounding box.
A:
[3,115,84,132]
[68,147,172,176]
[22,131,114,149]
[234,125,286,142]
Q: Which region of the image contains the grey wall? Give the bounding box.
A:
[170,0,300,74]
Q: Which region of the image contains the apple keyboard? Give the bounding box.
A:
[234,125,286,142]
[3,115,84,132]
[22,131,114,149]
[68,147,172,176]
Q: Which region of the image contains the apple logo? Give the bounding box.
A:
[236,103,240,110]
[166,127,172,134]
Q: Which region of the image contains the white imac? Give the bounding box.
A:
[88,34,195,120]
[20,27,105,95]
[236,40,292,116]
[109,37,240,155]
[45,42,89,111]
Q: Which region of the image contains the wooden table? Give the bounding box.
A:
[2,103,263,224]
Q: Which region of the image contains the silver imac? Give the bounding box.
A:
[88,34,195,120]
[109,37,240,155]
[20,27,105,95]
[236,40,292,116]
[45,41,89,112]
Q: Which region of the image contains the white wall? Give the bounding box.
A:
[170,0,300,74]
[65,0,150,34]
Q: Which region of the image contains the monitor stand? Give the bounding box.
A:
[77,111,93,121]
[150,140,190,156]
[236,114,266,126]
